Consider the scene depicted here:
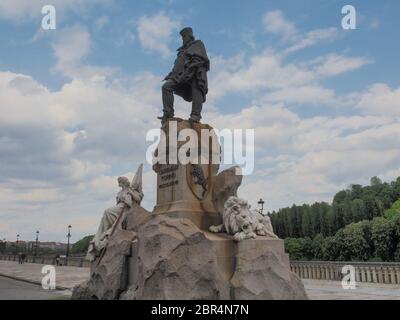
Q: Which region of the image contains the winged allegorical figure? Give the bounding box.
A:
[86,164,144,261]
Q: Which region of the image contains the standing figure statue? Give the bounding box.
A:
[86,165,144,261]
[158,27,210,123]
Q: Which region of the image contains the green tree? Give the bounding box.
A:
[371,217,395,261]
[333,190,349,204]
[301,205,313,238]
[342,198,353,226]
[284,237,312,260]
[321,236,340,261]
[350,184,363,200]
[71,235,94,254]
[340,221,372,261]
[350,199,365,222]
[311,234,324,260]
[384,199,400,221]
[393,217,400,261]
[370,176,383,187]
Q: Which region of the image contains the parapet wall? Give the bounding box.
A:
[291,261,400,284]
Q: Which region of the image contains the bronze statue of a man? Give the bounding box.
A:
[158,27,210,123]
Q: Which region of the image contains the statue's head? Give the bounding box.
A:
[180,27,194,45]
[117,176,130,188]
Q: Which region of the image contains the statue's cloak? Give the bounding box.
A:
[173,40,209,103]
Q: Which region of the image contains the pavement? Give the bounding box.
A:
[1,260,400,300]
[0,276,71,300]
[0,260,89,290]
[303,279,400,300]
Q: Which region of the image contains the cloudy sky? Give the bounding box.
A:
[0,0,399,242]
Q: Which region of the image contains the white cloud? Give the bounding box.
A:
[137,11,180,58]
[209,50,315,101]
[95,16,109,31]
[263,10,338,54]
[284,27,338,54]
[52,25,117,79]
[313,54,372,77]
[53,25,91,72]
[209,50,370,106]
[356,83,400,116]
[263,10,296,41]
[0,67,162,241]
[260,85,336,106]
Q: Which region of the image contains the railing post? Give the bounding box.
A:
[384,267,390,284]
[361,267,367,282]
[366,267,372,283]
[390,267,396,284]
[355,266,361,282]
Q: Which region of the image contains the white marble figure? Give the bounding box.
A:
[209,196,278,242]
[86,165,144,261]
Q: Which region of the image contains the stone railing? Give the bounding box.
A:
[0,254,90,268]
[290,261,400,285]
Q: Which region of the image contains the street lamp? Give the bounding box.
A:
[0,238,5,253]
[258,198,265,215]
[15,234,20,255]
[35,230,39,256]
[66,225,72,260]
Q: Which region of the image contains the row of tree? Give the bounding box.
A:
[285,214,400,262]
[71,235,94,254]
[270,176,400,239]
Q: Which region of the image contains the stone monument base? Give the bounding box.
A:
[161,210,222,230]
[73,209,307,300]
[120,214,307,300]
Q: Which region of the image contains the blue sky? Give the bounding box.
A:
[0,0,399,242]
[1,1,399,91]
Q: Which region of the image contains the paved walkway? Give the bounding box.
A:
[303,279,400,300]
[0,260,89,290]
[1,261,400,300]
[0,276,71,300]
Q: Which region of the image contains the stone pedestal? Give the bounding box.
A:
[152,119,221,229]
[121,215,307,300]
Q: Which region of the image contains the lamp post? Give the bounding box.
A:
[66,225,72,264]
[0,238,5,253]
[258,198,265,215]
[15,234,20,256]
[34,230,39,256]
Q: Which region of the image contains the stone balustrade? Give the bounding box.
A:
[290,261,400,285]
[0,254,90,268]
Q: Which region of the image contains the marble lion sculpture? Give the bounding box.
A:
[209,196,278,242]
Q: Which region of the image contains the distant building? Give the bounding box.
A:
[38,242,68,251]
[2,240,68,253]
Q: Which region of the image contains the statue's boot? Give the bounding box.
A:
[189,113,201,124]
[157,113,174,124]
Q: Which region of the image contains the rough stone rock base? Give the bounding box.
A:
[120,215,230,300]
[73,212,307,300]
[120,214,308,300]
[72,204,153,300]
[71,229,136,300]
[230,237,307,299]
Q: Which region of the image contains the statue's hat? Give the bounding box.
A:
[180,27,193,37]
